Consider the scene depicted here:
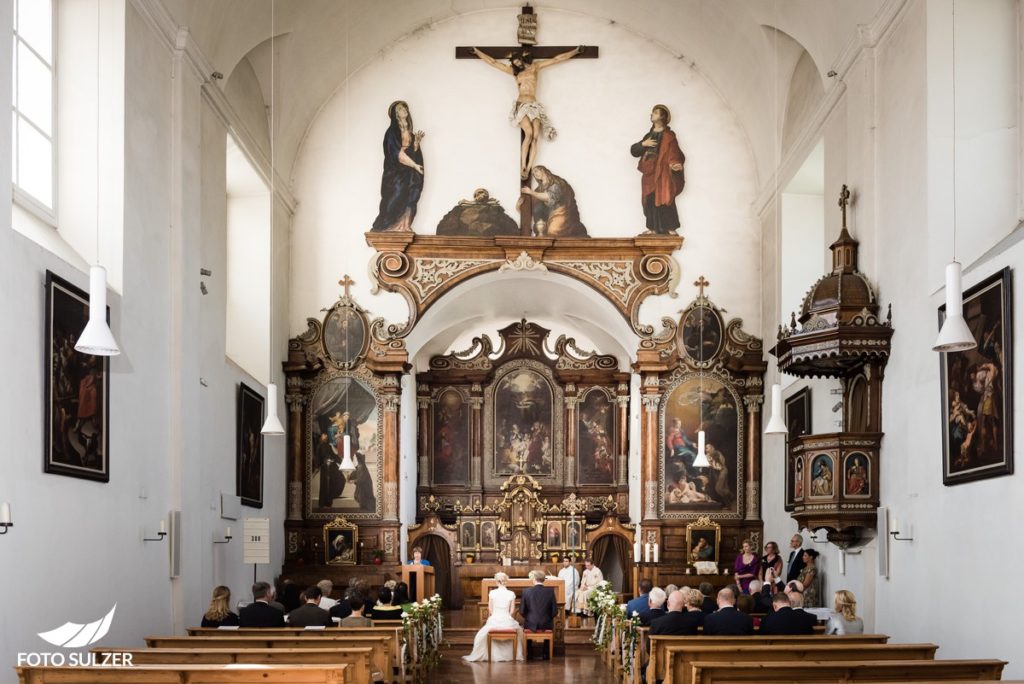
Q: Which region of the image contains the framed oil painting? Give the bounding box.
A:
[565,519,584,552]
[678,305,723,363]
[479,520,498,550]
[322,305,366,368]
[324,516,358,565]
[460,520,478,549]
[493,367,554,476]
[309,375,380,517]
[432,388,470,485]
[662,374,741,515]
[237,383,264,508]
[785,387,812,441]
[939,267,1014,485]
[44,271,110,482]
[808,453,834,498]
[685,516,721,564]
[578,388,615,485]
[844,452,870,497]
[546,520,563,549]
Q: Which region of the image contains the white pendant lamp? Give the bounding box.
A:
[340,434,356,475]
[933,1,976,354]
[261,383,285,435]
[933,262,975,352]
[764,383,788,434]
[692,430,710,468]
[75,265,120,356]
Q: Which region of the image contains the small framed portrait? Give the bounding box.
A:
[546,520,563,549]
[939,267,1014,486]
[324,516,358,565]
[237,383,265,508]
[44,271,111,482]
[844,452,871,497]
[809,454,835,498]
[685,516,721,564]
[565,520,584,551]
[460,520,478,549]
[479,520,498,550]
[785,387,812,441]
[794,455,805,500]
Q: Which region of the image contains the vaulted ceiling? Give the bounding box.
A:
[161,0,887,187]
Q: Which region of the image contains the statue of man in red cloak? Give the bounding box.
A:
[631,104,686,234]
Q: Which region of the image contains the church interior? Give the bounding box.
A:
[1,0,1022,682]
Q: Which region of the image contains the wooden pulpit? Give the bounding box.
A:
[402,564,435,603]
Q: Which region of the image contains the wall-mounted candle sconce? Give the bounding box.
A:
[144,519,168,542]
[213,526,233,544]
[0,502,12,534]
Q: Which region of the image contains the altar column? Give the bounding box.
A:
[469,383,484,491]
[417,390,431,490]
[564,384,578,487]
[743,394,763,521]
[616,382,629,487]
[381,376,402,524]
[285,379,306,521]
[639,376,661,522]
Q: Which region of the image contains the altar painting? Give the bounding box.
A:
[493,368,554,476]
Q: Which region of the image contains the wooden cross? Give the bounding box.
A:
[339,275,354,298]
[838,184,851,228]
[694,276,710,298]
[456,5,598,236]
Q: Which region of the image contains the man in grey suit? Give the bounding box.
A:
[521,570,558,660]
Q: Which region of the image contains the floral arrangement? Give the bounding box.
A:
[400,593,444,678]
[587,580,640,676]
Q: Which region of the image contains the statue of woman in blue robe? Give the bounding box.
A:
[370,101,425,232]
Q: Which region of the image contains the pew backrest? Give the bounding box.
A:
[16,663,347,683]
[688,659,1006,684]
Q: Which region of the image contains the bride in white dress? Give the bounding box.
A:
[463,572,525,662]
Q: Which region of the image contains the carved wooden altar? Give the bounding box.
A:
[416,319,630,522]
[282,278,409,566]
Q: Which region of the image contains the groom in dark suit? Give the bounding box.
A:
[521,570,558,660]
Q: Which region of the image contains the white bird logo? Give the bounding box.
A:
[37,605,116,648]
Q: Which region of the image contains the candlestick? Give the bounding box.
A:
[159,519,166,534]
[644,543,651,563]
[633,541,641,563]
[653,543,659,563]
[226,526,232,538]
[0,503,10,525]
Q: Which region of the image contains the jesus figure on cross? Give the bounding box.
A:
[471,45,583,180]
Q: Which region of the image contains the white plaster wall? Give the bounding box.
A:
[289,9,761,338]
[225,192,270,386]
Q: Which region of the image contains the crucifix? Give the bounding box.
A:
[339,275,354,298]
[838,184,851,228]
[457,5,598,235]
[694,275,710,299]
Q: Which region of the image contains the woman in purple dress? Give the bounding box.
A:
[733,539,761,594]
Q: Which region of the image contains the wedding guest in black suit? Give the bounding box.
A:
[758,593,814,634]
[287,585,334,627]
[650,589,705,636]
[703,589,754,636]
[699,582,717,614]
[786,534,806,582]
[521,570,558,660]
[201,586,239,627]
[239,581,285,628]
[788,591,820,631]
[748,580,772,613]
[640,587,667,626]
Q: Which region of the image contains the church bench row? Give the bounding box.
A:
[644,634,891,684]
[686,659,1006,684]
[92,648,375,684]
[659,643,939,684]
[16,663,348,684]
[147,635,395,684]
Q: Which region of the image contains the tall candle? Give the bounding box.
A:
[645,543,652,563]
[226,526,232,539]
[633,542,641,563]
[159,519,166,534]
[0,502,10,524]
[653,543,659,563]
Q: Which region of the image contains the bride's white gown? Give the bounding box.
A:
[463,586,525,662]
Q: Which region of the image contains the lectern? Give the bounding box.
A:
[402,564,435,602]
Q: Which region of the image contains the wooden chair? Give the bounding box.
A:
[486,629,519,661]
[524,629,554,660]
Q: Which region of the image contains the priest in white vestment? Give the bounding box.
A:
[558,557,581,612]
[574,558,604,615]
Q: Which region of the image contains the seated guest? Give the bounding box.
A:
[627,578,653,619]
[748,580,771,613]
[703,589,753,635]
[370,587,403,620]
[287,586,333,627]
[651,589,705,636]
[699,582,717,614]
[788,591,820,631]
[408,546,431,565]
[825,590,864,635]
[758,593,814,634]
[736,593,754,614]
[239,581,285,627]
[201,585,239,627]
[279,580,302,613]
[340,595,374,627]
[393,581,411,606]
[328,595,353,622]
[664,584,679,598]
[317,580,337,611]
[266,583,286,613]
[640,587,667,626]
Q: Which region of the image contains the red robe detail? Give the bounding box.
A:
[637,128,685,207]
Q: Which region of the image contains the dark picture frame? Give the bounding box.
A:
[323,516,358,565]
[939,267,1014,486]
[44,271,110,482]
[237,382,265,508]
[785,387,812,441]
[685,517,721,564]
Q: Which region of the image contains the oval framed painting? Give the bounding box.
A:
[679,305,724,363]
[323,306,367,367]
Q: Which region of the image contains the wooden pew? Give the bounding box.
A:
[146,636,393,684]
[662,643,938,684]
[687,659,1006,684]
[184,626,406,682]
[93,648,374,684]
[646,634,890,684]
[16,664,347,683]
